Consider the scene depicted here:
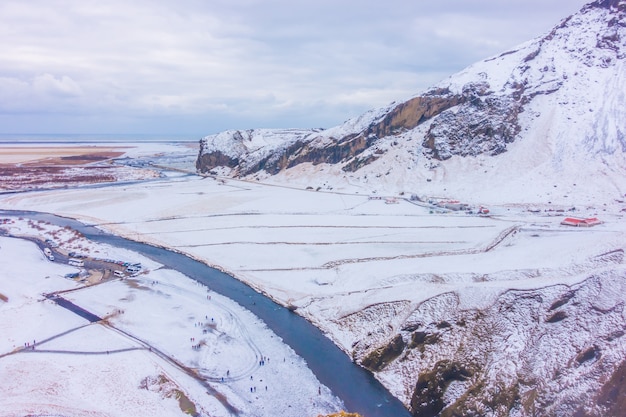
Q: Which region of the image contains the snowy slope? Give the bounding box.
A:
[197,0,626,207]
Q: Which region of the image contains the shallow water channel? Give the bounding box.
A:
[2,209,413,417]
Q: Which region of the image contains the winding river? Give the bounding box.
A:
[1,209,412,417]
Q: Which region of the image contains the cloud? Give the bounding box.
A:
[33,74,83,98]
[0,0,590,134]
[0,74,83,115]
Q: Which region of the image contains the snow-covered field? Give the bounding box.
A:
[2,151,625,413]
[0,217,343,417]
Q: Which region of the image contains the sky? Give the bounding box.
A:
[0,0,589,137]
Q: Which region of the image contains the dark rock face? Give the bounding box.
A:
[360,334,405,372]
[293,88,465,173]
[243,139,308,175]
[592,0,624,12]
[195,150,239,173]
[348,270,626,417]
[410,360,475,417]
[363,88,464,139]
[195,82,529,174]
[195,88,466,175]
[422,83,524,160]
[594,359,626,415]
[281,133,378,173]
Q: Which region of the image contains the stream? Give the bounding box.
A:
[0,209,413,417]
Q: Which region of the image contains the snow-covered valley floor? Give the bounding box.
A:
[0,218,343,417]
[1,143,625,416]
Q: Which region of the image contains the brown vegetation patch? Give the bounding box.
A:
[361,334,405,372]
[410,360,474,417]
[123,279,151,291]
[407,331,440,353]
[575,345,601,365]
[0,165,118,191]
[0,145,159,192]
[38,151,125,166]
[139,374,198,416]
[172,389,197,415]
[0,146,127,164]
[546,310,567,323]
[595,359,626,413]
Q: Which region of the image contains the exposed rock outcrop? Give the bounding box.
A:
[196,88,464,175]
[197,0,626,180]
[347,269,626,417]
[356,88,464,140]
[422,83,524,160]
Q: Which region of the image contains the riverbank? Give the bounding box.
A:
[2,142,624,416]
[0,216,344,417]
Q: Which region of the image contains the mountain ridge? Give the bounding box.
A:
[197,0,626,207]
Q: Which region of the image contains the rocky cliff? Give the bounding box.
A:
[197,0,626,194]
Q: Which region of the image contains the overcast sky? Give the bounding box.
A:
[0,0,589,137]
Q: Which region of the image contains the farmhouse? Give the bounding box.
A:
[561,217,602,227]
[437,200,469,211]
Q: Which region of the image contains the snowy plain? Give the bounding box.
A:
[1,140,624,409]
[2,4,625,414]
[0,215,343,417]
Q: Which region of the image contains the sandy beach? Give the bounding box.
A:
[0,144,128,165]
[0,142,193,192]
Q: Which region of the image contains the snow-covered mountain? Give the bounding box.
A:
[197,0,626,207]
[196,2,626,416]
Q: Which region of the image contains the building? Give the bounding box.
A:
[561,217,602,227]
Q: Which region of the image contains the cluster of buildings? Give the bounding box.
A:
[430,199,490,215]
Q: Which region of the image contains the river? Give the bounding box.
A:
[0,209,413,417]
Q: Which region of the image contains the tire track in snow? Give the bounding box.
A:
[140,279,264,382]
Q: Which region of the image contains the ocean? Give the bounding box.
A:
[0,133,202,144]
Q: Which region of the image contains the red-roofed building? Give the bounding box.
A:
[561,217,602,227]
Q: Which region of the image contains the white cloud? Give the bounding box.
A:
[0,0,590,134]
[0,74,83,115]
[32,74,83,98]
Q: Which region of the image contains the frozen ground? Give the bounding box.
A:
[0,218,343,417]
[2,162,624,411]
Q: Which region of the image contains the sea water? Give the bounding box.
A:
[0,133,201,144]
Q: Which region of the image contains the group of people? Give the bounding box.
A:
[190,336,203,350]
[191,316,217,349]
